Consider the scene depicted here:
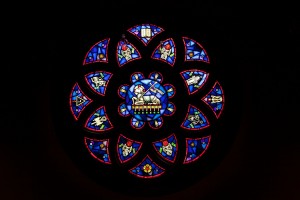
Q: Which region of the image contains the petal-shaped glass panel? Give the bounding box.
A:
[182,37,209,63]
[84,71,113,96]
[117,134,142,163]
[148,117,163,129]
[163,102,176,116]
[151,38,176,66]
[83,38,109,65]
[128,24,164,46]
[129,156,165,178]
[85,106,113,132]
[130,72,145,83]
[183,136,211,164]
[69,83,92,120]
[84,137,111,164]
[202,81,225,118]
[163,84,176,98]
[153,134,177,163]
[180,69,209,95]
[117,40,141,67]
[181,104,209,130]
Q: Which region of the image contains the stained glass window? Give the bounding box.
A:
[55,22,238,196]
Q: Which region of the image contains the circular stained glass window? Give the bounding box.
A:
[50,22,242,196]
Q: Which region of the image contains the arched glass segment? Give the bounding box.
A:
[84,137,111,164]
[202,81,225,118]
[85,106,113,132]
[151,38,176,66]
[182,37,209,63]
[69,83,92,120]
[127,24,164,46]
[117,134,142,163]
[180,69,209,95]
[181,104,209,130]
[83,38,109,65]
[84,71,113,96]
[153,134,177,163]
[129,156,165,178]
[117,40,141,67]
[183,136,211,164]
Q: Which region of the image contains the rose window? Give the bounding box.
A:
[50,23,239,196]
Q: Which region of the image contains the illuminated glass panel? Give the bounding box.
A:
[181,104,209,130]
[202,81,225,118]
[83,38,109,65]
[117,40,141,67]
[84,137,111,164]
[180,69,209,95]
[153,134,177,163]
[84,71,112,96]
[183,37,209,63]
[85,106,113,132]
[129,156,165,178]
[127,24,164,46]
[151,38,176,66]
[184,136,211,164]
[69,83,92,120]
[117,134,142,163]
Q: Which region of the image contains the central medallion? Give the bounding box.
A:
[118,72,176,129]
[126,79,168,121]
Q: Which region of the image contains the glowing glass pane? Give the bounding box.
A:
[69,83,92,120]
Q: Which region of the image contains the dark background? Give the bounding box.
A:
[2,3,299,200]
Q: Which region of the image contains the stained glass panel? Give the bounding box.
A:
[184,136,211,164]
[117,40,141,67]
[85,71,112,96]
[117,134,142,163]
[153,134,177,163]
[183,37,209,63]
[128,24,164,46]
[180,69,209,95]
[181,104,209,130]
[84,137,111,164]
[202,81,225,118]
[69,83,92,120]
[151,38,176,66]
[85,106,113,132]
[83,38,109,65]
[129,156,165,178]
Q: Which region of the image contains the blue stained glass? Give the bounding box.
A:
[131,117,145,129]
[129,156,165,178]
[131,72,145,83]
[151,38,176,66]
[184,136,211,164]
[117,40,141,67]
[153,134,177,162]
[180,70,209,95]
[118,84,129,99]
[84,38,109,65]
[127,24,164,46]
[181,105,209,130]
[183,37,209,62]
[202,81,224,118]
[149,71,163,83]
[118,103,130,117]
[125,79,168,121]
[85,71,112,96]
[164,102,176,116]
[85,106,113,132]
[148,117,163,129]
[70,83,92,120]
[85,137,111,164]
[163,84,175,98]
[117,135,142,163]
